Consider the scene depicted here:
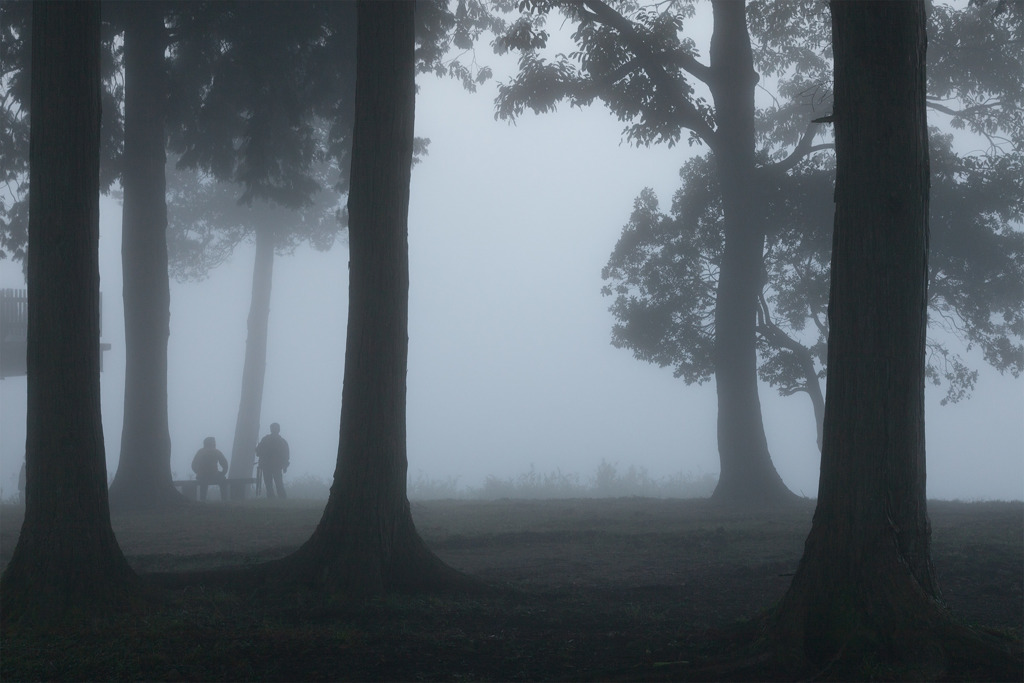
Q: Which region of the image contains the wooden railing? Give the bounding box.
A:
[0,288,27,334]
[0,289,27,378]
[0,288,110,378]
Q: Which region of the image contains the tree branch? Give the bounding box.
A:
[926,99,1002,118]
[578,0,714,84]
[761,121,830,174]
[574,0,719,150]
[577,56,643,101]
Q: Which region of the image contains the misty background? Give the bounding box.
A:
[1,50,1021,502]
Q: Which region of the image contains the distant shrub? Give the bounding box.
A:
[406,472,463,500]
[285,473,332,499]
[478,467,584,499]
[256,462,717,502]
[408,461,716,500]
[1,486,20,505]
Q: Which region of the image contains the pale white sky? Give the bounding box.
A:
[2,26,1022,502]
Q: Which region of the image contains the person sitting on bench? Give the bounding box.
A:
[191,436,229,502]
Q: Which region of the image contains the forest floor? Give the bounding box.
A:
[1,497,1021,680]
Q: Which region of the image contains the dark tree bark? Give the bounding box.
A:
[108,1,182,510]
[706,1,795,507]
[284,1,464,593]
[775,1,1020,676]
[1,0,137,625]
[227,224,275,493]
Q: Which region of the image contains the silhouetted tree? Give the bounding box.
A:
[497,1,1021,503]
[1,0,137,624]
[1,1,125,261]
[165,1,500,493]
[165,2,357,491]
[2,1,501,511]
[284,1,465,593]
[3,2,193,511]
[496,0,797,506]
[600,1,1023,451]
[0,2,31,263]
[774,1,1021,675]
[107,1,181,510]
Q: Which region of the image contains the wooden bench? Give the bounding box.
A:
[173,477,257,501]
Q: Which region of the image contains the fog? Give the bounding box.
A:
[1,71,1021,503]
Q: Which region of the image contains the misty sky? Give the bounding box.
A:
[1,40,1022,502]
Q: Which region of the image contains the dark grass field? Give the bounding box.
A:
[1,497,1021,680]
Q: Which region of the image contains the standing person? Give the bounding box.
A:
[191,437,229,502]
[256,422,289,499]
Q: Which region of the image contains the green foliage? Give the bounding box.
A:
[494,0,712,148]
[928,0,1024,146]
[162,1,504,277]
[601,183,718,385]
[604,130,1023,408]
[1,1,502,267]
[165,3,353,210]
[417,0,505,90]
[0,1,125,262]
[0,3,30,263]
[927,135,1024,401]
[164,153,345,282]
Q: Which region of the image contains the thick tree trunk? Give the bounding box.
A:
[707,1,795,507]
[774,2,1020,676]
[109,2,182,511]
[1,0,137,625]
[285,1,464,594]
[227,225,275,493]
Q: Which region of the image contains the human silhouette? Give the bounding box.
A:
[255,423,290,498]
[191,436,229,502]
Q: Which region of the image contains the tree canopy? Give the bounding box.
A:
[600,0,1022,443]
[491,0,1023,450]
[0,1,124,263]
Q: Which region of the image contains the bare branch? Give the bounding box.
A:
[761,120,830,174]
[926,98,1003,118]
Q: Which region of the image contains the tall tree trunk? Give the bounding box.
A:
[109,1,181,511]
[707,0,795,507]
[803,362,825,452]
[757,298,826,451]
[1,0,137,625]
[774,2,1020,676]
[285,1,464,594]
[227,224,275,492]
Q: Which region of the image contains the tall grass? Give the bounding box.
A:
[282,461,716,500]
[407,460,717,500]
[2,463,716,503]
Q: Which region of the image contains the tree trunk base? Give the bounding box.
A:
[772,571,1023,680]
[709,475,804,510]
[769,615,1024,681]
[1,547,143,631]
[613,609,1022,682]
[142,542,488,602]
[281,521,486,597]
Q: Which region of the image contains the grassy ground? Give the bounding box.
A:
[1,497,1021,680]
